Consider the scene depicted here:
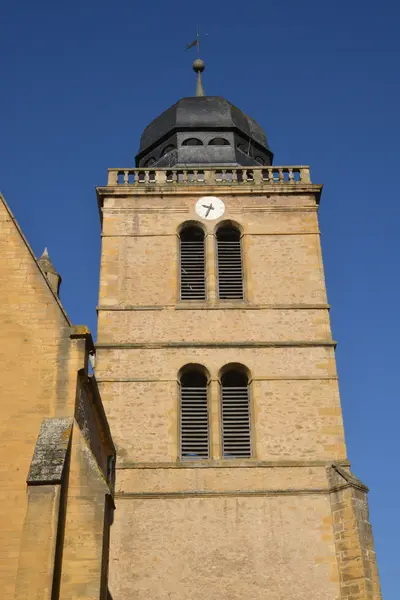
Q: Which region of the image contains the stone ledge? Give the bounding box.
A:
[117,459,350,470]
[115,488,330,499]
[95,340,337,350]
[97,303,331,311]
[97,376,338,383]
[97,183,323,199]
[70,325,95,354]
[27,418,73,485]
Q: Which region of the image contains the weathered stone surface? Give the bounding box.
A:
[328,465,382,599]
[0,193,114,599]
[27,418,73,484]
[94,179,377,600]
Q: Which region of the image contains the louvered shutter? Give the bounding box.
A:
[180,227,206,300]
[217,228,244,300]
[180,374,209,459]
[221,374,251,458]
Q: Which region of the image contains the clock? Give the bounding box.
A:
[195,196,225,220]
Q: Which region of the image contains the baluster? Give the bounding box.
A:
[193,169,198,183]
[203,170,212,185]
[242,170,248,183]
[288,168,294,183]
[267,168,273,182]
[278,168,284,183]
[232,169,238,184]
[221,169,226,182]
[123,170,129,184]
[182,170,188,183]
[144,170,150,184]
[172,170,177,183]
[253,169,263,184]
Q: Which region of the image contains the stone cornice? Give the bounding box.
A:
[117,459,350,470]
[97,303,330,311]
[115,488,330,499]
[97,183,323,200]
[95,340,336,350]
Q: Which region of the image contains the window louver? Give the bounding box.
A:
[217,227,244,300]
[221,371,251,458]
[180,227,206,300]
[180,371,209,459]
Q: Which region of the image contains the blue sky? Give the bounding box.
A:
[1,0,399,595]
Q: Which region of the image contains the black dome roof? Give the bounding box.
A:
[139,96,269,153]
[136,96,273,168]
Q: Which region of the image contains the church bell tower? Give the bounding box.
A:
[96,60,382,600]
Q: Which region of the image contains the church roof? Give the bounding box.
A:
[138,96,269,155]
[135,59,273,168]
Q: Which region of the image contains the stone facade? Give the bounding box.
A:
[0,153,382,599]
[96,171,382,599]
[0,194,115,599]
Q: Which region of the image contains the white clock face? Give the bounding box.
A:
[195,196,225,220]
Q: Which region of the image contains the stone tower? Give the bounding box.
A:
[96,62,381,600]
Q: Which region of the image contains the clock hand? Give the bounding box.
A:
[203,203,214,217]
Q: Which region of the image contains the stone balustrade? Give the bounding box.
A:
[107,166,311,187]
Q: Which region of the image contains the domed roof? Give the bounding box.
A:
[139,96,269,154]
[136,95,273,169]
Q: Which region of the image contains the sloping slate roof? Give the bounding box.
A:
[139,96,268,152]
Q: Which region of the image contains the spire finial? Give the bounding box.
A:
[185,26,206,96]
[193,58,205,97]
[37,247,62,295]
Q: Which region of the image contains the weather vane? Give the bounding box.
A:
[185,25,202,55]
[185,26,206,97]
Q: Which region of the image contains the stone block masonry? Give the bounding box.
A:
[95,173,381,599]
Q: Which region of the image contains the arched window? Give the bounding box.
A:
[180,368,209,459]
[208,137,230,146]
[180,225,206,300]
[144,157,156,167]
[216,225,244,300]
[182,138,203,146]
[221,367,251,458]
[162,145,175,156]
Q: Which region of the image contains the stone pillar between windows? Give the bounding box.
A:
[209,379,221,459]
[205,233,216,302]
